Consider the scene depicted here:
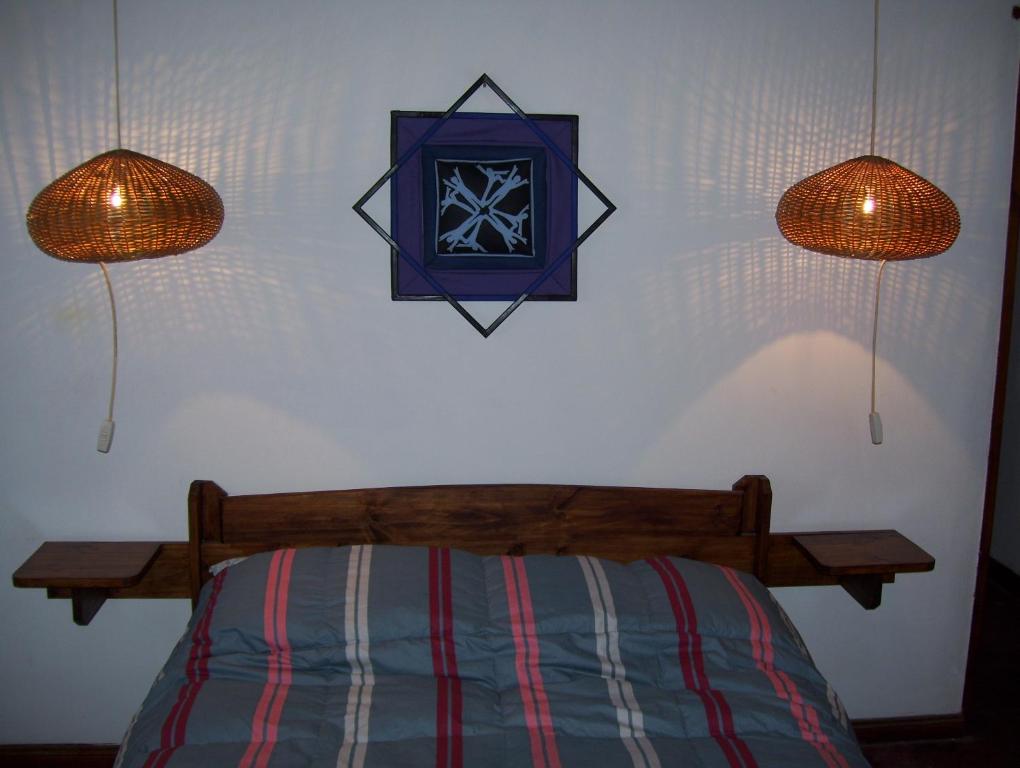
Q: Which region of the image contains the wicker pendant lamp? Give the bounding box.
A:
[775,0,959,444]
[25,0,223,453]
[27,148,222,263]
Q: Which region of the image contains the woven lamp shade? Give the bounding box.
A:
[776,154,959,261]
[26,148,223,263]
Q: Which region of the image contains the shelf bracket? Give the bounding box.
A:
[71,588,108,626]
[791,530,934,611]
[838,575,884,610]
[15,542,163,626]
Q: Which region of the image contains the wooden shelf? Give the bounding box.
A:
[793,530,935,609]
[12,542,162,625]
[11,530,936,623]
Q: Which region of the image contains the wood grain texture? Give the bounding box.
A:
[42,535,827,598]
[793,531,935,576]
[734,474,773,576]
[188,480,226,607]
[965,56,1020,719]
[188,476,773,602]
[0,744,120,767]
[52,534,833,601]
[16,477,937,616]
[46,543,190,600]
[853,713,967,744]
[763,534,843,587]
[12,542,161,589]
[220,486,747,540]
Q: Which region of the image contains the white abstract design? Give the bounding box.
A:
[438,161,531,254]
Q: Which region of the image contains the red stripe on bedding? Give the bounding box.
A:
[239,548,296,768]
[512,558,562,768]
[143,569,228,768]
[508,557,563,768]
[258,547,295,768]
[662,559,757,768]
[430,548,464,768]
[648,557,755,768]
[430,549,449,768]
[720,567,848,768]
[502,556,546,767]
[239,551,284,767]
[440,549,464,768]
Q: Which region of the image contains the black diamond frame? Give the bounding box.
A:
[353,73,616,338]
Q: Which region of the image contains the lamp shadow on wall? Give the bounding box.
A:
[0,1,361,386]
[622,10,1001,454]
[0,1,1005,475]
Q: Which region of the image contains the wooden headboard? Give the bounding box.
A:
[13,473,934,620]
[188,475,772,603]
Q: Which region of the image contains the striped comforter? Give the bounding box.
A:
[117,546,869,767]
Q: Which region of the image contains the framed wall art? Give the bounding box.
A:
[353,74,615,337]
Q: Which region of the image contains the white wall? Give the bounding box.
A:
[1,0,1016,743]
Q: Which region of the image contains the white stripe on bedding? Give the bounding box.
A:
[337,545,374,768]
[579,556,661,768]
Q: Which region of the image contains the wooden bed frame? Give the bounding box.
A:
[14,473,935,622]
[188,475,773,603]
[4,474,956,760]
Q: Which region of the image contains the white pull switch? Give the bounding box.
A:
[869,411,883,445]
[97,419,115,453]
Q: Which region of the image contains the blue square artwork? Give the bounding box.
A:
[435,156,533,258]
[422,144,547,271]
[354,75,615,337]
[392,111,576,303]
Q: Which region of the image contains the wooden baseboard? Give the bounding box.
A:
[0,744,119,767]
[852,713,967,744]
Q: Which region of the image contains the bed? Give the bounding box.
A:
[113,475,870,767]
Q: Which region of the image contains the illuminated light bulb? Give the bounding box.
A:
[109,187,123,208]
[862,196,875,214]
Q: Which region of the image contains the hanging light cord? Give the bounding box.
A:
[113,0,122,148]
[98,263,119,426]
[865,0,885,444]
[95,0,121,453]
[870,259,887,417]
[870,0,879,155]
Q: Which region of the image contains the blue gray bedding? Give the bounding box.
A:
[117,546,868,767]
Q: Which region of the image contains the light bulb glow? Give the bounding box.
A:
[862,196,875,214]
[109,187,123,208]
